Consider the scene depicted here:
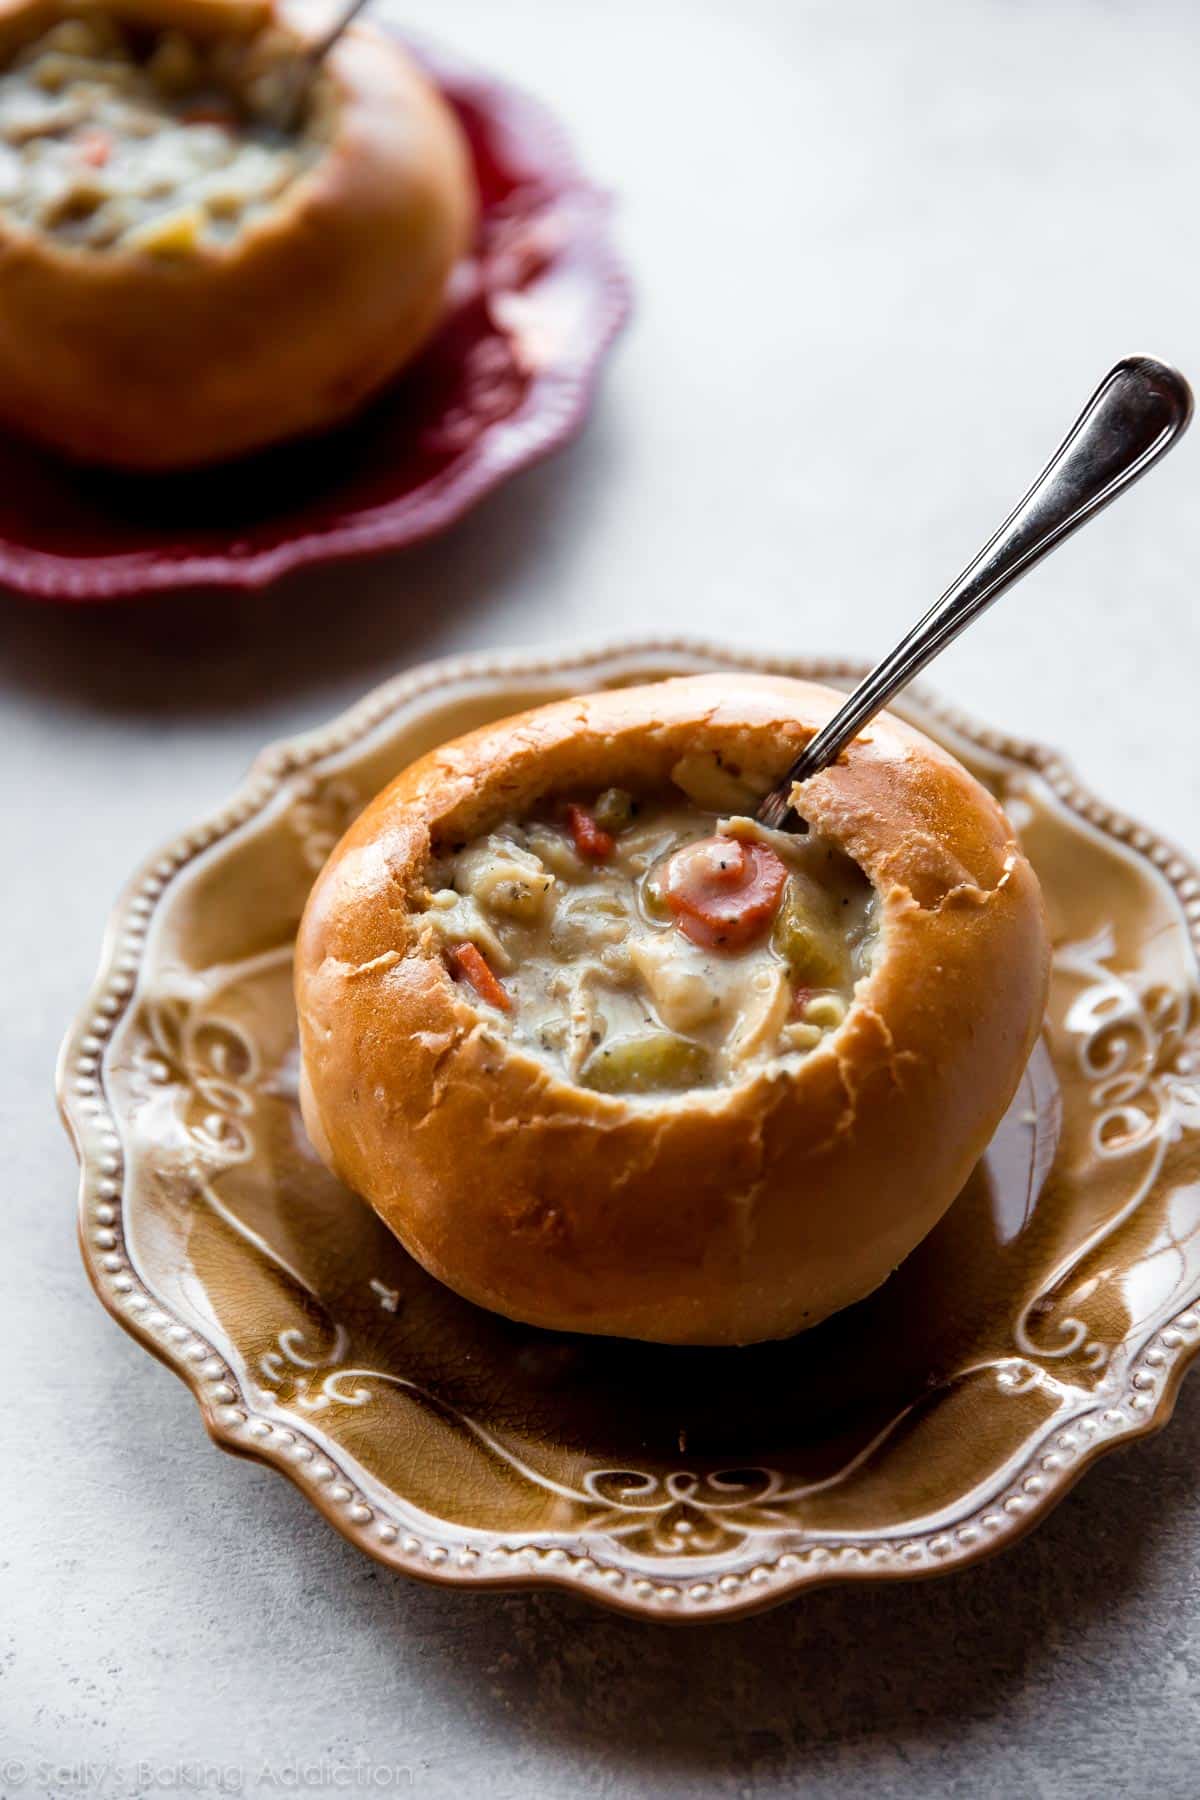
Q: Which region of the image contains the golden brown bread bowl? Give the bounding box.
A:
[0,0,475,468]
[295,673,1050,1346]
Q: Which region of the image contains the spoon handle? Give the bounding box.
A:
[306,0,372,64]
[757,355,1193,830]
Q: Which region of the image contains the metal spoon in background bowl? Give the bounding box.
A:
[756,355,1194,832]
[275,0,372,128]
[300,0,373,68]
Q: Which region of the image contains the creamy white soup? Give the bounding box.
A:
[417,783,880,1096]
[0,16,329,251]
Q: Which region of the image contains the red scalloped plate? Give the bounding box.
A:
[0,35,630,602]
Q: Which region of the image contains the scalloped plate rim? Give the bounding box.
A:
[58,636,1200,1622]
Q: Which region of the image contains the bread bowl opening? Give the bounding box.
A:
[0,10,335,252]
[414,758,882,1098]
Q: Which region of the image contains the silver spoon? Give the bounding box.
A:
[303,0,372,66]
[276,0,371,127]
[756,355,1193,832]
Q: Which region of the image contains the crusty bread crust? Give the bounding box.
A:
[296,674,1050,1345]
[0,0,475,468]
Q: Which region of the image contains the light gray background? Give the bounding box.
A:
[5,1,1200,1795]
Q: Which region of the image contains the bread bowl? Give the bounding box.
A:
[0,0,475,468]
[295,673,1051,1346]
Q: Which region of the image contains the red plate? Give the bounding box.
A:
[0,35,630,602]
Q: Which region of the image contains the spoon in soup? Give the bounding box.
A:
[302,0,373,66]
[274,0,372,127]
[757,355,1193,832]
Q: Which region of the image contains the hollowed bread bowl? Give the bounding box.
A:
[0,0,476,468]
[295,673,1050,1345]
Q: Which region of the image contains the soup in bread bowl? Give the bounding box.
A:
[0,0,475,467]
[295,674,1050,1346]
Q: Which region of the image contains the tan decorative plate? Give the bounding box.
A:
[59,642,1200,1622]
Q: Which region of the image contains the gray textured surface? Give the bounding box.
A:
[5,0,1200,1794]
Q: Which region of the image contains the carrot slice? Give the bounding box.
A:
[446,941,511,1011]
[662,836,788,950]
[565,803,615,861]
[76,130,112,168]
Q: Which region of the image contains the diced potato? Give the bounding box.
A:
[629,935,721,1034]
[127,203,204,255]
[476,871,554,923]
[549,894,630,958]
[670,752,759,813]
[771,877,848,987]
[456,836,554,923]
[581,1031,710,1095]
[523,823,585,881]
[592,787,635,832]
